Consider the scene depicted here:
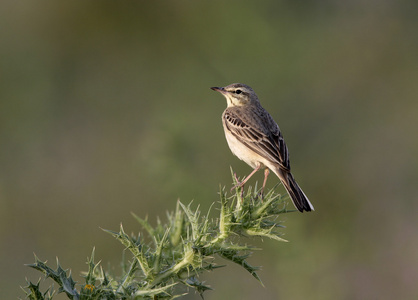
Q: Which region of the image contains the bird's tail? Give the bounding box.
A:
[274,168,314,212]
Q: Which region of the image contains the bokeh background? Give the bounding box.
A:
[1,1,417,299]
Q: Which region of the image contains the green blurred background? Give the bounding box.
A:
[1,1,417,299]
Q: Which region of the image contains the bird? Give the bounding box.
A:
[211,83,314,212]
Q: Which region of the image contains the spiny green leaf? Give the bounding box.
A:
[132,213,155,239]
[245,228,288,242]
[218,249,263,285]
[251,192,280,219]
[21,278,52,300]
[116,259,139,294]
[186,277,212,299]
[169,200,184,247]
[103,224,152,279]
[26,256,78,299]
[82,247,102,286]
[179,201,201,241]
[134,282,177,297]
[218,188,231,238]
[153,227,171,273]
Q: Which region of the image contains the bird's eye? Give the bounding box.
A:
[235,89,242,94]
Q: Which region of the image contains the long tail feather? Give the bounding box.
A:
[275,168,314,212]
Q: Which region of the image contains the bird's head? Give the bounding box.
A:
[211,83,259,107]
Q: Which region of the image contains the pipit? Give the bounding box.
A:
[211,83,314,212]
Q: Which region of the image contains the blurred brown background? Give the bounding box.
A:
[1,1,417,299]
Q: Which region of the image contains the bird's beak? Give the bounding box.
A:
[210,86,226,94]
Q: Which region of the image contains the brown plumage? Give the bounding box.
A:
[211,83,314,212]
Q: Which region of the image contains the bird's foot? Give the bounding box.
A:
[231,182,244,192]
[231,173,244,191]
[231,173,245,199]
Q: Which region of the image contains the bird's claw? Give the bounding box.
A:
[231,173,244,192]
[230,182,243,192]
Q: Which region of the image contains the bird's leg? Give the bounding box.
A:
[232,172,245,198]
[259,168,270,199]
[262,168,270,191]
[231,165,262,192]
[233,172,240,186]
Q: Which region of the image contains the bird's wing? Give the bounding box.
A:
[223,109,290,171]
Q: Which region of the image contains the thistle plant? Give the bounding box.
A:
[22,172,293,299]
